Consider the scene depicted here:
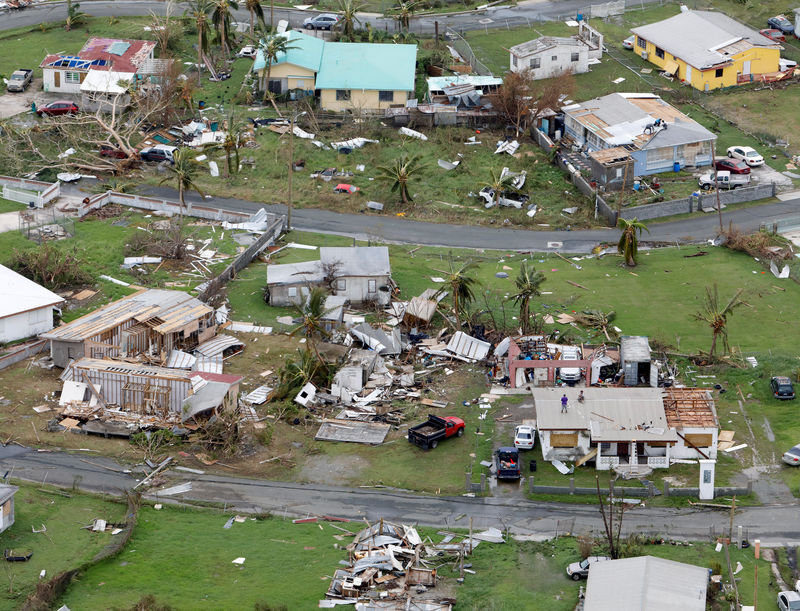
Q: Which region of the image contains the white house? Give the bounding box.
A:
[0,485,18,534]
[509,22,603,79]
[663,387,718,460]
[0,264,63,344]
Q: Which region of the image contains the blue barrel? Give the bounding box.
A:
[673,161,681,172]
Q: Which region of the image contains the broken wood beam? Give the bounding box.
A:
[566,280,589,290]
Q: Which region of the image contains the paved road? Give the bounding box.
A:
[2,0,662,35]
[2,446,800,545]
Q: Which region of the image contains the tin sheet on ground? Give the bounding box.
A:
[315,419,391,444]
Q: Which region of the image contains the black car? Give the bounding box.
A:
[140,146,175,164]
[771,376,796,400]
[767,15,794,35]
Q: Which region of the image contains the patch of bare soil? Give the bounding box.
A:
[299,454,369,485]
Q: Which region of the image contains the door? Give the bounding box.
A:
[685,64,692,83]
[742,60,751,75]
[617,442,629,462]
[54,71,60,88]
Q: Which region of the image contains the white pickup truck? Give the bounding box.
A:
[6,69,33,92]
[698,170,751,190]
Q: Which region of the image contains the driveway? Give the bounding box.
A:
[0,82,77,120]
[750,162,794,188]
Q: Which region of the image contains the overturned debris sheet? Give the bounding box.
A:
[350,323,402,355]
[399,126,428,141]
[315,419,390,444]
[330,137,379,151]
[196,335,245,359]
[244,385,272,405]
[221,208,271,233]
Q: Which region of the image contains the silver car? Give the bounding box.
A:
[566,556,610,580]
[778,591,800,611]
[782,444,800,466]
[303,13,338,30]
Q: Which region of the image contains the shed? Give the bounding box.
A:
[619,335,654,386]
[0,484,18,534]
[0,264,63,344]
[584,555,708,611]
[589,146,635,191]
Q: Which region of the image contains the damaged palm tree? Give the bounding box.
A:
[574,310,617,341]
[692,284,744,361]
[510,262,545,334]
[434,257,479,331]
[291,287,333,365]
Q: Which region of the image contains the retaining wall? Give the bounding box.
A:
[0,339,47,371]
[527,476,752,498]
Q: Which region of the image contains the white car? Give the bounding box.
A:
[514,425,536,450]
[237,45,257,58]
[622,35,635,50]
[778,591,800,611]
[727,146,764,167]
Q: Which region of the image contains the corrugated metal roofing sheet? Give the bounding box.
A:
[195,335,244,358]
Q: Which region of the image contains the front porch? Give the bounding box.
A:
[596,440,670,472]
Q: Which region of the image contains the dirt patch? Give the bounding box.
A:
[299,453,369,485]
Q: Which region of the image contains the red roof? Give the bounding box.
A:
[189,371,244,385]
[40,38,156,73]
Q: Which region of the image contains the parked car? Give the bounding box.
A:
[514,425,536,450]
[6,69,33,92]
[333,183,359,194]
[140,145,176,164]
[781,444,800,466]
[726,145,764,167]
[698,170,750,191]
[99,145,127,159]
[771,376,796,400]
[767,15,794,35]
[778,591,800,611]
[408,414,465,450]
[566,556,610,581]
[303,13,338,30]
[494,447,521,480]
[780,58,798,71]
[622,35,635,49]
[36,100,78,117]
[714,158,750,174]
[759,28,786,42]
[558,346,582,384]
[236,45,257,58]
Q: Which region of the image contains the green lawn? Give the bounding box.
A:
[0,484,127,611]
[0,199,26,214]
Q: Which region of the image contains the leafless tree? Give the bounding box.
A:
[492,69,576,136]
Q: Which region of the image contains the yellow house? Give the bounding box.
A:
[253,31,417,111]
[631,9,781,91]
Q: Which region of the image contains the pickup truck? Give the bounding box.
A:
[408,414,465,450]
[494,446,521,480]
[698,170,750,191]
[6,69,33,92]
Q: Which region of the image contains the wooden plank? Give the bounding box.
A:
[574,447,597,467]
[550,432,578,447]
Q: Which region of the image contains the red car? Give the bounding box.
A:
[759,28,786,42]
[99,145,127,159]
[334,183,359,194]
[36,101,79,117]
[715,158,750,175]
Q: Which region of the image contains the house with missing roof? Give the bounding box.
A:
[532,387,717,474]
[630,8,781,91]
[509,22,603,80]
[40,288,215,369]
[0,264,63,344]
[562,93,716,176]
[40,38,159,111]
[253,31,417,111]
[266,246,393,307]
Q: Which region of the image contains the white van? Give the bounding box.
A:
[559,346,582,384]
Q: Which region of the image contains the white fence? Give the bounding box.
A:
[0,175,61,209]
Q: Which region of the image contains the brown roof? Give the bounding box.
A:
[663,388,717,429]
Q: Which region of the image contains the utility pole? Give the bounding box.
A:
[712,142,723,233]
[287,110,307,231]
[754,539,760,611]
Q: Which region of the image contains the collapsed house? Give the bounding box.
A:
[266,247,394,307]
[493,336,602,389]
[425,75,502,108]
[533,386,718,475]
[40,289,215,369]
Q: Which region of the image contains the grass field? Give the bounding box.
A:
[0,484,127,611]
[0,199,26,214]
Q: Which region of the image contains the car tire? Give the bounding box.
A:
[727,152,733,158]
[305,24,314,29]
[701,184,711,191]
[430,440,438,449]
[571,573,582,581]
[457,428,464,437]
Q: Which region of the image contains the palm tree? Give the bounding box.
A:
[692,285,744,360]
[391,30,418,44]
[291,287,333,364]
[481,168,518,208]
[616,217,649,267]
[574,310,617,341]
[254,28,297,111]
[159,148,204,222]
[204,111,245,177]
[186,0,214,84]
[511,262,545,334]
[336,0,365,40]
[393,0,417,30]
[376,154,422,204]
[435,258,479,330]
[211,0,239,58]
[64,0,87,30]
[243,0,264,36]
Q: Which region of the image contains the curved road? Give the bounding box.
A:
[2,445,800,546]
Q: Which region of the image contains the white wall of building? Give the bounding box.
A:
[0,307,55,343]
[511,45,589,79]
[42,68,84,94]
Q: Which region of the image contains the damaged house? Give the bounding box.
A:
[509,22,603,79]
[426,75,502,108]
[41,289,215,369]
[562,93,716,175]
[266,246,393,307]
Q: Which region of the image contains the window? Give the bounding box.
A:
[368,279,377,293]
[335,279,346,291]
[530,58,541,69]
[512,55,517,68]
[655,47,664,59]
[287,287,297,297]
[551,55,558,62]
[65,71,81,84]
[637,36,646,49]
[336,89,350,101]
[715,68,724,78]
[571,52,579,62]
[378,90,393,102]
[646,146,673,170]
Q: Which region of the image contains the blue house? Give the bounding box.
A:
[562,93,716,176]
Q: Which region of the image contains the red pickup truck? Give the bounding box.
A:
[408,414,465,450]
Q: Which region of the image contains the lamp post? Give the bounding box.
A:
[287,110,307,231]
